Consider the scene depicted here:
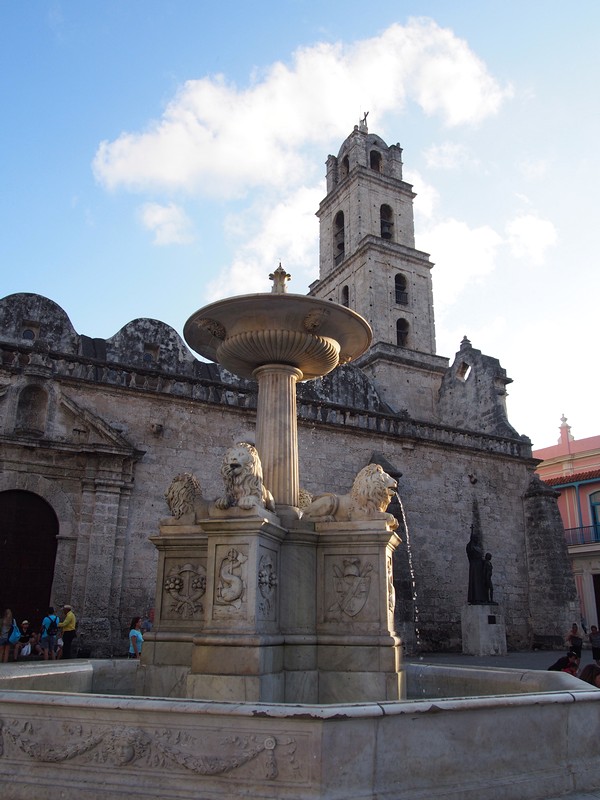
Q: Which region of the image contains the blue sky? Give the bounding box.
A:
[1,1,598,449]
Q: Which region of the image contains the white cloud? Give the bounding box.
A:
[206,185,323,300]
[420,218,503,310]
[405,169,440,220]
[505,214,558,265]
[92,19,511,198]
[138,202,194,246]
[519,158,549,181]
[423,141,478,170]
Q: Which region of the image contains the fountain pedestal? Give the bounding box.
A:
[313,521,404,703]
[144,514,403,703]
[143,270,405,703]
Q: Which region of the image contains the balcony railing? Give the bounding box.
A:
[565,526,600,546]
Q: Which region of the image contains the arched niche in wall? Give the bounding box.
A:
[396,318,409,347]
[395,273,408,305]
[15,384,48,436]
[381,204,394,240]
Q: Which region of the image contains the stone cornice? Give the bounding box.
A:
[0,342,531,460]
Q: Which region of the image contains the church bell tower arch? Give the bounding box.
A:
[309,118,448,419]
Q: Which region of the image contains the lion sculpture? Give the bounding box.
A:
[215,442,276,513]
[301,463,399,530]
[161,473,209,525]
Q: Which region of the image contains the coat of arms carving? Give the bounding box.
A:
[328,558,373,618]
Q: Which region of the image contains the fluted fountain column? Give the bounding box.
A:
[183,266,372,523]
[253,363,303,510]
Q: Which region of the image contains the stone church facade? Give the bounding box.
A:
[0,123,577,656]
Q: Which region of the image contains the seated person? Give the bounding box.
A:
[13,620,37,661]
[548,651,580,675]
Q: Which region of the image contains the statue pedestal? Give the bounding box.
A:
[313,520,404,703]
[186,513,288,702]
[461,604,507,656]
[140,528,208,697]
[144,514,404,704]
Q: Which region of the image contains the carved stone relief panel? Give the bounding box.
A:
[387,554,395,617]
[0,716,309,786]
[257,547,278,621]
[213,545,249,619]
[324,555,377,623]
[162,560,207,622]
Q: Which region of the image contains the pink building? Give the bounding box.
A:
[534,417,600,628]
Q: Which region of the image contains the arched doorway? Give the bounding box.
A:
[0,490,58,627]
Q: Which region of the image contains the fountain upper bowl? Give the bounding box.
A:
[184,293,373,380]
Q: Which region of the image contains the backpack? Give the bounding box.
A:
[46,616,59,636]
[9,621,21,645]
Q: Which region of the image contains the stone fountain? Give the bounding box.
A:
[3,269,600,800]
[141,265,404,704]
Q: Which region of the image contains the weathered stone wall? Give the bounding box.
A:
[523,476,580,647]
[0,292,575,656]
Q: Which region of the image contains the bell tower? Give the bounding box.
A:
[309,119,448,419]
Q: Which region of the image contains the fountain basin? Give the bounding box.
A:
[1,660,599,800]
[183,293,372,380]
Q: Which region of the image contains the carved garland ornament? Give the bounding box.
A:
[0,719,298,780]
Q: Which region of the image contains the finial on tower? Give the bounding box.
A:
[269,263,291,294]
[359,111,369,133]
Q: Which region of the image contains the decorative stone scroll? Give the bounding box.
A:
[0,718,298,780]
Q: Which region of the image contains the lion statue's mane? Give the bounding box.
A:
[301,464,398,530]
[215,442,276,513]
[161,473,209,525]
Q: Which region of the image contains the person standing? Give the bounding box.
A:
[58,605,77,659]
[566,623,583,659]
[128,617,144,659]
[40,607,60,661]
[0,609,14,663]
[589,625,600,665]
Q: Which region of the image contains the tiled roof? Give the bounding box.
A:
[543,468,600,487]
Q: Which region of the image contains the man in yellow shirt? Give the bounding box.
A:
[58,605,77,659]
